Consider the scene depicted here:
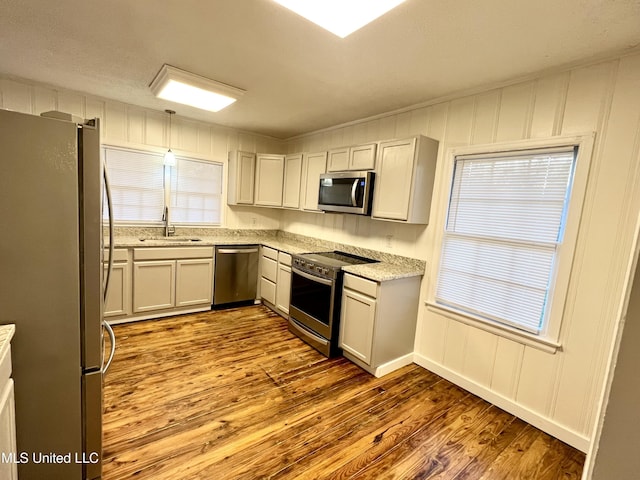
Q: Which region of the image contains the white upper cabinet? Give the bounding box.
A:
[254,154,285,207]
[302,151,327,211]
[282,153,303,209]
[227,150,256,205]
[327,147,350,172]
[327,143,377,172]
[349,143,376,170]
[372,135,439,224]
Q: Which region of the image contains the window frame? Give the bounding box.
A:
[426,133,595,352]
[102,144,224,227]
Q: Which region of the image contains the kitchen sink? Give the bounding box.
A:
[139,237,203,242]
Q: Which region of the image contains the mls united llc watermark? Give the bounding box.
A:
[1,452,100,464]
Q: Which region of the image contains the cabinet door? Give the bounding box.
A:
[255,154,285,206]
[176,258,213,307]
[229,151,256,205]
[103,262,130,317]
[133,260,175,312]
[339,289,376,365]
[0,380,17,480]
[327,147,349,172]
[302,151,327,211]
[349,143,377,170]
[275,263,291,315]
[282,153,303,208]
[372,138,416,221]
[261,255,277,283]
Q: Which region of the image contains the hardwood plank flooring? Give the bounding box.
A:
[102,305,584,480]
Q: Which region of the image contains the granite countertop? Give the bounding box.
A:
[108,232,426,282]
[342,262,425,282]
[0,324,15,359]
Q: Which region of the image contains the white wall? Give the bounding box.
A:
[281,53,640,451]
[0,76,284,230]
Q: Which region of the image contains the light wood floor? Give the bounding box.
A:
[102,305,585,479]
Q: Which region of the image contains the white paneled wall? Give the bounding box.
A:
[0,76,284,229]
[281,53,640,451]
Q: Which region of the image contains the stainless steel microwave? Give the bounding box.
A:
[318,171,375,215]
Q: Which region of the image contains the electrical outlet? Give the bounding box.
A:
[251,217,257,226]
[385,234,393,248]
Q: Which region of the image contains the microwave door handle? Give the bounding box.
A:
[351,179,359,207]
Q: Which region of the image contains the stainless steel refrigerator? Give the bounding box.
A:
[0,108,115,479]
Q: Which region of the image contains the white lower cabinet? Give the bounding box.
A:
[260,276,276,305]
[131,247,214,316]
[260,246,278,306]
[339,273,421,377]
[0,341,17,480]
[340,288,376,364]
[275,252,292,316]
[176,258,214,307]
[104,248,131,318]
[260,247,292,317]
[133,260,176,312]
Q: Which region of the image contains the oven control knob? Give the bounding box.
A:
[323,268,329,275]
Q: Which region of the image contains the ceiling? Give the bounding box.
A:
[1,0,639,139]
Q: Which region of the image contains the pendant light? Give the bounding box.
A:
[164,109,176,166]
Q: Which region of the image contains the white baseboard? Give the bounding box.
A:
[374,353,415,378]
[413,353,590,453]
[106,305,211,325]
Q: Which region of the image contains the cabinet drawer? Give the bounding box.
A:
[104,248,128,262]
[278,252,292,266]
[261,246,278,261]
[134,247,213,261]
[344,273,378,298]
[260,277,276,305]
[261,256,277,282]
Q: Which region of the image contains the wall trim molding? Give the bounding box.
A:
[413,353,591,453]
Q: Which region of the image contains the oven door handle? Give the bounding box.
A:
[292,267,333,286]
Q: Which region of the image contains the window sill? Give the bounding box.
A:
[425,301,561,354]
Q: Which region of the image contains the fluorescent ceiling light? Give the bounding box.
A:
[150,64,245,112]
[273,0,406,38]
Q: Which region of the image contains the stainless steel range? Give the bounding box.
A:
[289,251,377,357]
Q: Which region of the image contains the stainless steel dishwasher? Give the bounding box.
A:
[213,245,259,306]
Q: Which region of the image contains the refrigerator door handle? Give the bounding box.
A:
[102,165,116,374]
[102,321,116,374]
[103,165,114,302]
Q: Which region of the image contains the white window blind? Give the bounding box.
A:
[435,147,577,334]
[103,146,224,225]
[170,158,223,225]
[104,148,165,223]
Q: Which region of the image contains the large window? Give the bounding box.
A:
[435,144,583,338]
[104,146,223,225]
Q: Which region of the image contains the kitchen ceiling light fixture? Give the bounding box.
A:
[150,64,245,113]
[164,109,176,167]
[273,0,406,38]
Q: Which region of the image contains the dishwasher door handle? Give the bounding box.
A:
[217,248,259,254]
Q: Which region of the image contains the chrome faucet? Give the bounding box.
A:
[163,206,176,237]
